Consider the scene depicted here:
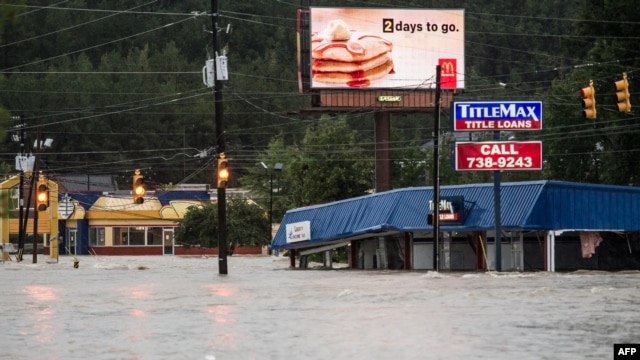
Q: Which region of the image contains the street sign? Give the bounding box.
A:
[454,141,543,171]
[15,154,35,171]
[452,101,543,131]
[58,196,75,220]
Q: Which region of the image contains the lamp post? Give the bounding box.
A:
[259,162,283,244]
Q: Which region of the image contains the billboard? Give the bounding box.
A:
[452,101,543,131]
[308,8,465,90]
[454,141,543,171]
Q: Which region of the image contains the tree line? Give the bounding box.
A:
[1,1,639,246]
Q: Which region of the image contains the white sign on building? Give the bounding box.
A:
[286,221,311,243]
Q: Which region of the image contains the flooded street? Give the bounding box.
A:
[1,255,639,359]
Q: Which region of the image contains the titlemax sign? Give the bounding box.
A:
[453,101,543,131]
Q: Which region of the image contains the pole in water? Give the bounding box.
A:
[432,64,442,272]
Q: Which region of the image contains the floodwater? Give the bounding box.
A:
[1,255,638,360]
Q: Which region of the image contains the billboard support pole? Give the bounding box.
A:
[493,130,502,271]
[432,65,441,272]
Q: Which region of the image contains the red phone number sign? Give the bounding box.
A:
[454,141,543,171]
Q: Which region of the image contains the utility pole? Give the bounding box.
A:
[20,163,34,262]
[211,0,228,275]
[268,172,273,235]
[15,119,34,262]
[493,130,502,271]
[432,65,442,272]
[32,126,41,264]
[17,120,25,260]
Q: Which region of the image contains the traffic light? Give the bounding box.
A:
[580,80,596,119]
[36,175,49,211]
[217,153,229,188]
[133,169,145,204]
[615,72,631,113]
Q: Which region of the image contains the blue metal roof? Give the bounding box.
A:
[271,180,640,250]
[66,192,103,210]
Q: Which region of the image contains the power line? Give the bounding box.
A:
[0,1,159,48]
[2,2,640,181]
[2,16,194,72]
[3,2,194,17]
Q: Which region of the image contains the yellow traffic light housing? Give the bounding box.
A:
[615,72,631,113]
[133,169,145,204]
[580,80,596,119]
[217,153,229,188]
[36,174,49,211]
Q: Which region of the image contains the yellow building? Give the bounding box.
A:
[1,175,212,256]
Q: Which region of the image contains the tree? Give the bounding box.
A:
[537,0,640,185]
[0,2,19,144]
[292,115,373,205]
[227,198,271,247]
[4,0,640,193]
[241,135,292,222]
[174,203,216,250]
[540,73,601,183]
[174,198,270,250]
[243,115,374,219]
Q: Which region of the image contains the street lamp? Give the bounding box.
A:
[259,162,283,243]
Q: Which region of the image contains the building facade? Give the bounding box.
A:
[1,175,261,257]
[271,181,640,272]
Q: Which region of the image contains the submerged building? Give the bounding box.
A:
[270,181,640,272]
[0,175,261,257]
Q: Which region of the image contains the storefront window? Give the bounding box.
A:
[110,226,171,246]
[89,228,105,246]
[113,227,127,246]
[129,227,145,245]
[147,227,163,245]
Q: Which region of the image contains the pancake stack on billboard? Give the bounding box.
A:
[298,7,465,92]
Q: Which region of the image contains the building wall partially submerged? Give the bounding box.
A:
[1,175,263,256]
[273,181,640,271]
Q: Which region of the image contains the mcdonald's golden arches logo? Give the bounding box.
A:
[438,58,457,89]
[441,61,455,74]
